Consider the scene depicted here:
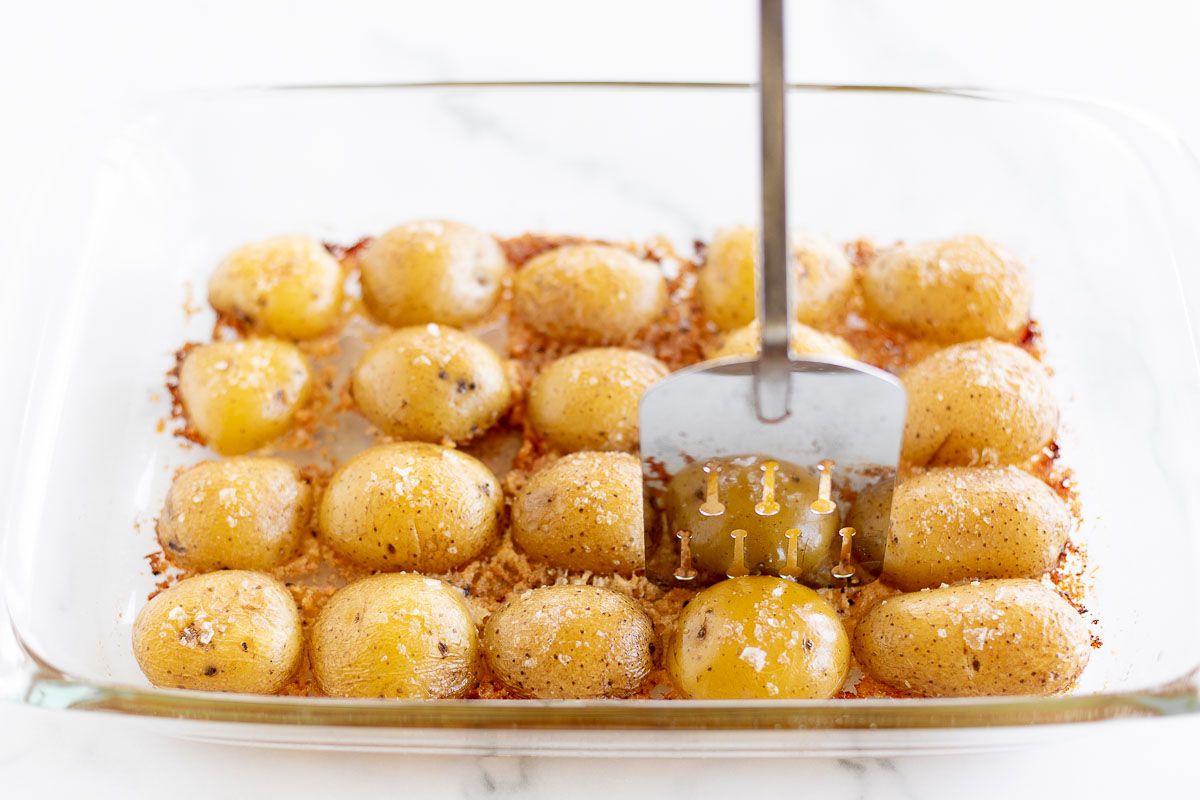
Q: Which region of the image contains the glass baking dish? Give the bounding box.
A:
[3,82,1200,756]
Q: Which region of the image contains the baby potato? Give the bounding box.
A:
[482,585,655,699]
[132,570,302,693]
[157,457,311,571]
[882,467,1072,591]
[791,230,856,325]
[359,220,507,327]
[711,321,858,361]
[853,578,1091,697]
[208,234,343,340]
[511,452,645,575]
[863,235,1032,342]
[844,475,894,570]
[178,338,313,455]
[310,573,479,698]
[351,324,512,443]
[512,244,668,344]
[319,442,502,572]
[902,339,1057,467]
[527,348,668,452]
[666,576,849,699]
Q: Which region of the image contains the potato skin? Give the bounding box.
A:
[359,220,507,327]
[178,338,313,456]
[208,235,343,340]
[844,475,894,570]
[666,576,849,699]
[712,321,857,361]
[157,457,312,571]
[882,467,1072,591]
[132,570,302,693]
[351,324,512,443]
[319,442,502,572]
[902,339,1057,467]
[482,585,655,699]
[527,348,668,452]
[853,578,1090,697]
[863,236,1031,343]
[310,574,479,698]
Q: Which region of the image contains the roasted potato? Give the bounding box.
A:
[711,321,858,361]
[844,474,894,570]
[853,578,1091,696]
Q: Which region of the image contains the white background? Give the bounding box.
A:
[1,1,1199,797]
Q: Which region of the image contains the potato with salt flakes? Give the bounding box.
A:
[711,321,858,361]
[157,457,311,571]
[132,570,303,694]
[511,452,646,575]
[844,474,894,570]
[513,244,668,344]
[881,466,1072,592]
[527,348,669,453]
[482,585,655,699]
[351,324,513,444]
[310,573,479,699]
[318,442,502,572]
[853,578,1091,697]
[902,339,1057,467]
[177,338,313,456]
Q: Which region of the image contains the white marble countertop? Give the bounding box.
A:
[2,1,1199,797]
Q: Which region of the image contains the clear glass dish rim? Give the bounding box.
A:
[5,80,1200,731]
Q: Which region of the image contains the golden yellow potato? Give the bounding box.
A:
[844,475,894,570]
[666,576,849,699]
[208,235,343,340]
[792,230,856,325]
[853,578,1091,697]
[310,573,479,698]
[712,321,858,360]
[157,457,311,571]
[863,236,1031,342]
[902,339,1057,467]
[511,452,645,575]
[351,324,512,443]
[132,570,302,693]
[359,220,507,327]
[318,442,502,572]
[513,244,668,344]
[178,338,313,455]
[527,348,668,452]
[482,585,655,699]
[882,467,1072,591]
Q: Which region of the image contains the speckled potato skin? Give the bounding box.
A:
[853,578,1090,697]
[527,348,669,452]
[863,236,1032,343]
[351,324,513,443]
[359,220,507,327]
[882,467,1072,591]
[178,338,313,455]
[844,475,894,570]
[666,576,849,699]
[511,452,646,575]
[208,235,344,340]
[132,570,303,693]
[482,585,655,699]
[318,442,502,572]
[712,321,858,360]
[310,573,479,699]
[512,244,668,344]
[157,457,312,571]
[902,339,1057,467]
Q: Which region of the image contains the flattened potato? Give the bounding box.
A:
[711,321,857,361]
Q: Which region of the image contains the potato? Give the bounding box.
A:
[208,235,343,340]
[351,324,512,443]
[853,578,1091,697]
[666,576,849,699]
[882,467,1072,591]
[310,573,479,698]
[178,338,313,455]
[844,475,893,570]
[359,220,507,327]
[527,348,668,452]
[711,321,858,361]
[318,442,502,572]
[132,570,302,693]
[902,339,1057,467]
[511,452,645,575]
[157,457,312,571]
[863,235,1031,342]
[482,585,655,699]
